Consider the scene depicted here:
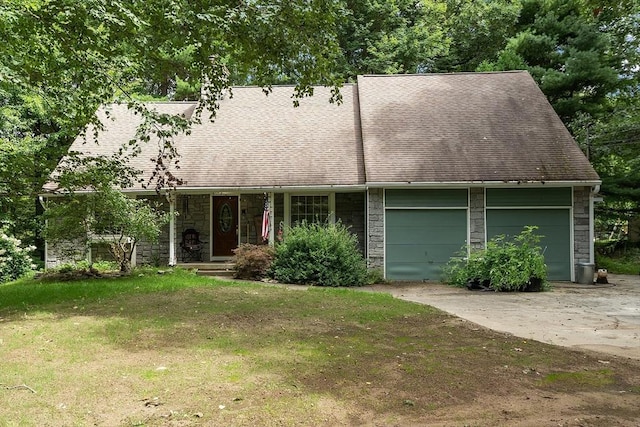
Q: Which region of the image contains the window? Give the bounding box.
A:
[290,195,329,224]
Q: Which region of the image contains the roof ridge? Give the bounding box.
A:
[359,70,528,78]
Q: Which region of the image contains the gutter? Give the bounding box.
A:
[365,180,602,189]
[41,180,602,198]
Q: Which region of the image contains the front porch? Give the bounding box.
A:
[134,191,366,268]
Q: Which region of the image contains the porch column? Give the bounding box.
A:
[168,193,177,266]
[268,192,275,245]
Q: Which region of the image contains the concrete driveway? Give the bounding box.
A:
[367,274,640,360]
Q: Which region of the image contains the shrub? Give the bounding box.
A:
[442,247,489,288]
[233,243,275,280]
[366,268,386,285]
[0,229,35,283]
[38,260,121,280]
[270,221,368,287]
[443,226,548,292]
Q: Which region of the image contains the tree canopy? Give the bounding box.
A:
[0,0,345,251]
[1,0,640,257]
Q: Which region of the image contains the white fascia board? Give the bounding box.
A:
[120,185,368,195]
[365,180,601,189]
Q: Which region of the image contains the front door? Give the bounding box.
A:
[212,196,238,257]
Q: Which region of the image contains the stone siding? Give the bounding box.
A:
[134,196,170,266]
[46,239,87,268]
[366,188,384,268]
[573,186,592,277]
[136,194,211,265]
[176,194,210,262]
[469,187,485,250]
[335,192,366,254]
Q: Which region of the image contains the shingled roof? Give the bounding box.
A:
[177,84,364,188]
[48,71,599,192]
[358,71,600,184]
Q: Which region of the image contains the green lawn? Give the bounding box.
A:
[1,268,639,426]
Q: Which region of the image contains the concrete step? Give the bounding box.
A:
[196,269,235,278]
[177,262,236,278]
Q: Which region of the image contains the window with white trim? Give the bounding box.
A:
[290,195,329,224]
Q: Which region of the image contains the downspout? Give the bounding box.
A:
[365,186,369,262]
[589,184,600,264]
[168,192,177,266]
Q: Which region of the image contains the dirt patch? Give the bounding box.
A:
[1,282,639,426]
[367,274,640,361]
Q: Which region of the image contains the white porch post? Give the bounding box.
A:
[268,192,275,245]
[168,192,177,266]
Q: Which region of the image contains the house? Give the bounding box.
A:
[44,71,601,281]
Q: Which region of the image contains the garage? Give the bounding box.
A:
[486,188,572,281]
[385,189,468,281]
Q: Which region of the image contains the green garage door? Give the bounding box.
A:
[486,188,572,281]
[385,189,468,281]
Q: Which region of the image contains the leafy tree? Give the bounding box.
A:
[0,227,36,283]
[336,0,449,78]
[44,155,169,273]
[432,0,522,72]
[0,0,345,258]
[564,1,640,234]
[0,83,66,257]
[478,0,619,122]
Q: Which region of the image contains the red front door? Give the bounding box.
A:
[212,196,238,257]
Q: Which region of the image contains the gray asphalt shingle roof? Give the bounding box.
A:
[358,71,599,184]
[177,84,364,188]
[48,71,599,192]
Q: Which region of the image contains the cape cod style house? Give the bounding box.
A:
[44,71,601,281]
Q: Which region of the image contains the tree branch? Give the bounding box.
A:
[2,384,37,394]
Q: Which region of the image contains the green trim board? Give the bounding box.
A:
[486,188,572,207]
[386,189,468,208]
[385,209,467,281]
[486,209,571,280]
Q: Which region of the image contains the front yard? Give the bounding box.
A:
[1,269,639,426]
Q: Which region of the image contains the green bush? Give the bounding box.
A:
[443,247,489,288]
[270,221,368,287]
[595,245,640,274]
[443,226,548,292]
[233,243,275,280]
[0,229,35,283]
[38,260,120,280]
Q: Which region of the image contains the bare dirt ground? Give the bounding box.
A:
[367,273,640,360]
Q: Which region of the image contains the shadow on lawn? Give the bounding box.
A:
[2,272,640,422]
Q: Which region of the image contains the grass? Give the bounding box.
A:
[1,268,639,426]
[596,254,640,274]
[540,370,615,388]
[595,243,640,274]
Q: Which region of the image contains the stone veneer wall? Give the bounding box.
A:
[469,187,485,250]
[135,195,170,266]
[176,194,210,262]
[46,239,86,268]
[335,192,366,254]
[136,194,211,265]
[366,188,384,269]
[573,186,592,277]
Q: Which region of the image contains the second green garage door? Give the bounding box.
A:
[486,188,572,281]
[385,189,468,281]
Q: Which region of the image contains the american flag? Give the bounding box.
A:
[261,199,269,241]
